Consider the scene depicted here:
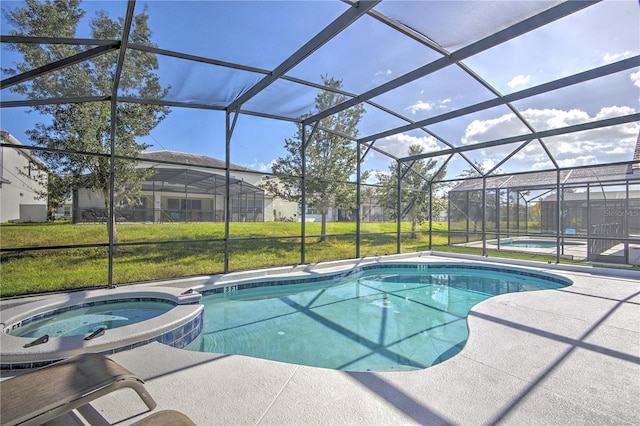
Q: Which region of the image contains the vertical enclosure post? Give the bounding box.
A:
[504,189,508,239]
[516,190,520,235]
[396,159,402,254]
[496,189,501,249]
[524,196,528,234]
[482,177,487,256]
[108,100,116,287]
[556,169,561,263]
[428,182,433,250]
[224,112,232,272]
[301,125,307,264]
[587,182,591,238]
[586,182,591,261]
[447,194,451,246]
[356,141,361,258]
[465,190,470,243]
[106,1,135,287]
[224,108,240,273]
[625,180,630,264]
[184,174,188,223]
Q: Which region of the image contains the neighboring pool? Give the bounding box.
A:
[7,300,174,338]
[488,238,585,249]
[186,263,571,372]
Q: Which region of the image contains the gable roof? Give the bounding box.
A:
[139,150,256,173]
[450,162,639,193]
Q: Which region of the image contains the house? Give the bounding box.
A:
[73,150,299,223]
[0,130,48,223]
[72,150,388,224]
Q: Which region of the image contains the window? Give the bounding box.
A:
[167,198,179,210]
[168,198,202,210]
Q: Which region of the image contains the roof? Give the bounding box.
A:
[450,162,640,193]
[541,190,640,202]
[139,151,255,173]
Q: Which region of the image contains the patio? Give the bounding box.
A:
[3,254,635,426]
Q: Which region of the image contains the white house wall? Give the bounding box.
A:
[0,132,48,223]
[269,197,299,222]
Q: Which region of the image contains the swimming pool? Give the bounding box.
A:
[488,238,585,249]
[186,262,571,372]
[7,300,175,338]
[1,287,203,370]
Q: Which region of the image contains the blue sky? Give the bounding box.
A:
[1,0,638,180]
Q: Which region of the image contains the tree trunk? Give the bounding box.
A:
[103,196,119,254]
[320,211,327,243]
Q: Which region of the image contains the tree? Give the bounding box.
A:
[375,144,447,238]
[262,76,366,241]
[3,0,169,247]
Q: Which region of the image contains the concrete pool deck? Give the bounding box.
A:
[2,254,639,425]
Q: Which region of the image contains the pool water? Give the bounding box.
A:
[9,301,173,338]
[185,266,568,372]
[492,239,584,249]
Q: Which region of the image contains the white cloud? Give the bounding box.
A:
[406,98,452,115]
[375,133,440,159]
[439,98,452,109]
[462,106,639,171]
[594,105,636,120]
[246,159,273,173]
[508,74,531,89]
[512,141,548,160]
[406,100,433,114]
[606,146,629,155]
[479,158,496,172]
[630,70,640,88]
[462,113,526,145]
[603,51,633,63]
[375,69,392,77]
[532,155,597,170]
[530,108,589,128]
[463,107,637,146]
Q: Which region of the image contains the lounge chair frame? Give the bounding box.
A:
[0,353,156,426]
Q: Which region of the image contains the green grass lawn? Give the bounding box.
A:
[1,221,448,297]
[0,220,610,298]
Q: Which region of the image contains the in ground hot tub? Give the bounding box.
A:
[1,287,203,370]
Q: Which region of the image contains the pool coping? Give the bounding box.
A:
[113,250,640,291]
[193,258,572,300]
